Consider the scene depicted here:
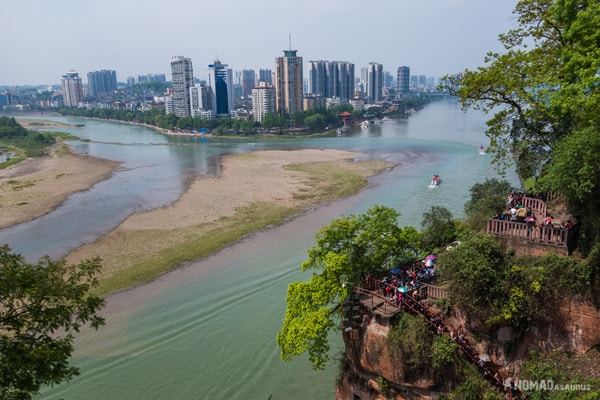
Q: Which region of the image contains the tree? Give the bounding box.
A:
[276,206,422,369]
[437,234,506,322]
[0,246,104,400]
[421,206,456,250]
[443,0,599,179]
[464,178,514,230]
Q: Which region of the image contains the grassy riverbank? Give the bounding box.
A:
[65,150,392,295]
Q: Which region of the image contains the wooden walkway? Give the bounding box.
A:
[355,285,525,399]
[487,218,569,247]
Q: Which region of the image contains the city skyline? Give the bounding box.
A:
[2,0,516,85]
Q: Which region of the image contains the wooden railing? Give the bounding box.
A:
[487,218,568,247]
[421,283,448,300]
[522,196,546,217]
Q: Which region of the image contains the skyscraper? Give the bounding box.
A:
[240,70,256,98]
[170,56,194,117]
[258,69,272,85]
[366,62,383,103]
[208,59,234,116]
[397,66,410,95]
[87,69,117,97]
[252,82,276,123]
[418,75,427,88]
[190,82,211,117]
[60,71,83,107]
[410,75,418,89]
[275,49,303,114]
[308,60,354,100]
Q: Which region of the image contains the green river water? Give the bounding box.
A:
[5,99,517,399]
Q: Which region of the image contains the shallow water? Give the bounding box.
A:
[13,99,517,399]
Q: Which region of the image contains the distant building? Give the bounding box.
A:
[308,60,354,100]
[87,69,117,97]
[241,69,256,98]
[170,56,194,117]
[61,71,83,107]
[410,75,418,89]
[383,71,394,88]
[418,75,427,88]
[208,59,234,116]
[251,81,276,123]
[137,73,167,84]
[366,62,383,103]
[427,76,436,90]
[164,95,174,114]
[190,82,211,117]
[126,76,136,87]
[326,97,346,109]
[349,96,364,111]
[303,94,325,111]
[275,49,303,114]
[397,66,410,95]
[258,69,273,85]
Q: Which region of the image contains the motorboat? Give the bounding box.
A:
[360,120,370,128]
[430,174,441,187]
[479,145,485,155]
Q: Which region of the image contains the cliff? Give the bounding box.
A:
[336,297,600,400]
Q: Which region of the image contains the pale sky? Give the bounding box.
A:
[1,0,517,85]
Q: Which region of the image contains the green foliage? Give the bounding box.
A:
[0,245,104,400]
[0,117,57,159]
[375,376,391,398]
[441,364,503,400]
[438,234,507,322]
[421,206,457,251]
[464,178,514,230]
[431,335,459,372]
[388,313,433,379]
[439,232,593,330]
[277,206,423,370]
[442,0,600,251]
[521,351,600,400]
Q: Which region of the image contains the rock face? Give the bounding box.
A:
[336,298,600,400]
[337,317,439,400]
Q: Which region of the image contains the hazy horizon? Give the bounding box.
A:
[2,0,517,86]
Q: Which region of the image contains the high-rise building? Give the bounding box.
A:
[275,49,303,114]
[258,69,272,85]
[410,75,418,89]
[208,59,234,116]
[251,81,275,123]
[190,82,212,117]
[241,70,256,98]
[383,71,394,88]
[427,76,436,90]
[366,62,383,103]
[170,56,194,117]
[308,60,354,100]
[418,75,427,88]
[60,71,83,107]
[87,69,117,97]
[126,76,136,87]
[397,66,410,95]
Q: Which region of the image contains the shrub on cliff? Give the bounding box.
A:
[388,313,433,380]
[421,206,457,251]
[463,178,513,231]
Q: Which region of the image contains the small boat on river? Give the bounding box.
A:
[429,174,441,187]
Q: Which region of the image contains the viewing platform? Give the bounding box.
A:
[486,193,575,255]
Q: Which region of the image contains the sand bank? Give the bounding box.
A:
[66,148,393,294]
[0,147,119,229]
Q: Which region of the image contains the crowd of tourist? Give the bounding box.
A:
[495,191,574,231]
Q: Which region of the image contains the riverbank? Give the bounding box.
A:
[66,148,393,295]
[0,145,120,229]
[15,117,76,130]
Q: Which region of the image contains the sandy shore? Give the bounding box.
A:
[16,118,75,129]
[66,148,392,294]
[0,147,120,229]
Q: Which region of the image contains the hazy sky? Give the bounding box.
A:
[2,0,517,85]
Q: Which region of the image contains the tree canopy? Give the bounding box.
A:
[0,246,104,400]
[276,206,422,369]
[442,0,600,251]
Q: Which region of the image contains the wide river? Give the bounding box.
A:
[6,99,516,399]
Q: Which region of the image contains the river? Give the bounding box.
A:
[7,99,516,399]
